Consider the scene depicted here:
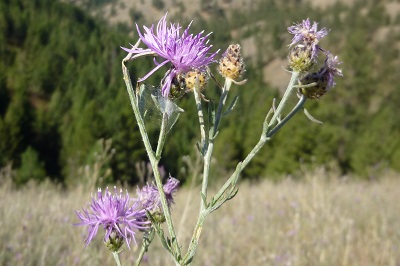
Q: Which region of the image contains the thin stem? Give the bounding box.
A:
[183,78,232,265]
[201,78,231,208]
[122,60,181,260]
[213,96,306,203]
[155,113,168,159]
[153,113,181,257]
[112,252,122,266]
[122,60,155,160]
[213,136,268,203]
[135,246,146,266]
[193,88,206,148]
[135,229,155,266]
[213,79,232,134]
[267,95,306,137]
[268,71,299,127]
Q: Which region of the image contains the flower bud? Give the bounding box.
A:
[298,72,328,99]
[169,74,187,100]
[104,229,124,252]
[218,44,245,80]
[185,69,208,92]
[288,44,314,72]
[147,210,166,224]
[298,51,342,99]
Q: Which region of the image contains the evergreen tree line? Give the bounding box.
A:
[0,0,399,186]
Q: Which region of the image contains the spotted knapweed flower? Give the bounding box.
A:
[75,187,149,250]
[288,18,328,60]
[136,177,180,211]
[219,44,245,81]
[185,69,208,92]
[122,13,218,97]
[298,51,343,99]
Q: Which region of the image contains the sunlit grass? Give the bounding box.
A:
[1,167,399,265]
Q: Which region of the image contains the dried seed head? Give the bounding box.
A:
[218,44,245,80]
[185,69,208,92]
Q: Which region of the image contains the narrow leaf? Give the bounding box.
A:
[222,95,239,116]
[304,108,323,124]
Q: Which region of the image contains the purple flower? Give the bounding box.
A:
[319,51,343,90]
[298,51,343,99]
[136,177,180,211]
[75,187,149,249]
[288,18,328,59]
[162,176,180,205]
[122,13,219,97]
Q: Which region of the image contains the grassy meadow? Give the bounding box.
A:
[1,167,400,266]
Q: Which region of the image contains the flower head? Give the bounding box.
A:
[162,177,180,205]
[136,177,180,212]
[75,187,149,249]
[320,52,343,89]
[185,69,208,92]
[122,13,218,97]
[288,44,314,72]
[218,44,245,81]
[288,18,328,60]
[298,51,343,99]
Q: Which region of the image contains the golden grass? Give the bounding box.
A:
[1,168,400,265]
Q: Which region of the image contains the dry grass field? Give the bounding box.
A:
[1,167,400,266]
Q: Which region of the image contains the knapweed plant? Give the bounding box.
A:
[75,14,342,265]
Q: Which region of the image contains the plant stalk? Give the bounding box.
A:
[122,57,181,260]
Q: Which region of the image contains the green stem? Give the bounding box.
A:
[213,95,306,203]
[267,95,306,137]
[151,113,181,257]
[122,59,181,260]
[202,78,231,207]
[213,79,232,134]
[268,71,299,127]
[193,88,206,150]
[112,252,122,266]
[183,78,232,265]
[135,245,146,266]
[135,229,155,266]
[156,113,168,159]
[122,60,156,160]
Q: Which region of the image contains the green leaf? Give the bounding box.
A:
[223,95,239,116]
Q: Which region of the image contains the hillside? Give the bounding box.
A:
[1,0,400,185]
[69,0,400,91]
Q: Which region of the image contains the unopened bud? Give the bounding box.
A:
[169,74,187,100]
[298,51,343,99]
[104,229,124,252]
[147,209,166,224]
[185,69,208,92]
[218,44,245,80]
[288,44,314,72]
[298,72,329,99]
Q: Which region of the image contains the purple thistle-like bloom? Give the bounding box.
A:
[298,51,343,99]
[319,51,343,90]
[288,18,328,59]
[75,187,149,249]
[122,13,219,97]
[136,177,180,211]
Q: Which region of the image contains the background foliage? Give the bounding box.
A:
[0,0,399,185]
